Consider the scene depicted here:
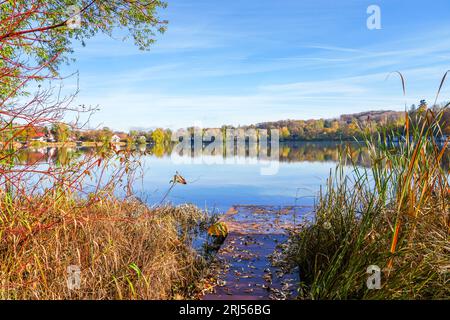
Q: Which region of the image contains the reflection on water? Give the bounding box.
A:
[13,142,360,211]
[14,147,86,166]
[13,142,449,212]
[14,141,366,165]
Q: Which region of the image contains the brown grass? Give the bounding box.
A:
[0,194,212,300]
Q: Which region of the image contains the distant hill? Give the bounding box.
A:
[339,110,403,124]
[248,110,405,141]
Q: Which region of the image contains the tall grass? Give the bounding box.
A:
[287,106,449,299]
[0,191,214,299]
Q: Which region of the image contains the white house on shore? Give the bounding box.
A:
[111,134,121,143]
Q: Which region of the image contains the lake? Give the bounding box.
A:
[17,141,367,213]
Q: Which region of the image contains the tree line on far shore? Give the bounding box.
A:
[6,100,449,145]
[253,101,450,141]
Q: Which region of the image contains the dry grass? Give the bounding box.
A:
[0,193,213,300]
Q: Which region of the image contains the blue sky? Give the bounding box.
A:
[62,0,450,131]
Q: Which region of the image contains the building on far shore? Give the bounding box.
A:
[111,132,129,144]
[111,134,121,143]
[30,132,46,143]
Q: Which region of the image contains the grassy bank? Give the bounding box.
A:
[286,109,449,299]
[0,193,214,299]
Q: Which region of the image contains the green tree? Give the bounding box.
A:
[164,129,172,144]
[1,1,168,97]
[137,135,147,144]
[51,123,71,142]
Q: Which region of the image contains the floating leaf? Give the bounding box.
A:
[208,221,228,237]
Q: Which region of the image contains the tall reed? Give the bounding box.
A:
[287,105,449,299]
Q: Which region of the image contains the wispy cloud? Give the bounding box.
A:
[60,0,450,130]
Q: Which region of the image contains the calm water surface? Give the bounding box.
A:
[20,141,366,212]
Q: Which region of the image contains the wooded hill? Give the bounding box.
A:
[248,103,449,141]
